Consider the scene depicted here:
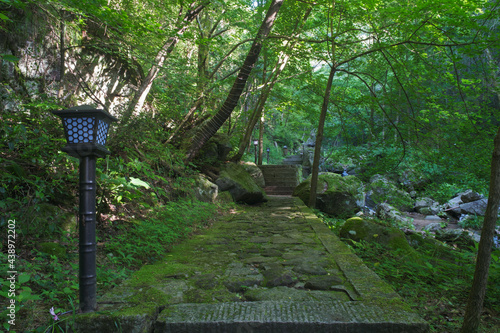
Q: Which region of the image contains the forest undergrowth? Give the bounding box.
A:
[324,213,500,333]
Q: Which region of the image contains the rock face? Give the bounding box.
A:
[293,173,365,218]
[365,175,413,211]
[216,162,267,204]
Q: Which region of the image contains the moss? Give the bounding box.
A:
[339,219,418,257]
[346,216,363,224]
[38,242,67,257]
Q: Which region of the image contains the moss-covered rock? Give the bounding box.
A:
[193,175,218,203]
[215,162,267,205]
[339,218,416,255]
[366,175,413,211]
[376,203,414,229]
[293,173,365,218]
[240,162,265,188]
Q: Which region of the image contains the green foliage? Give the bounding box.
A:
[350,239,500,332]
[106,200,218,268]
[458,215,485,230]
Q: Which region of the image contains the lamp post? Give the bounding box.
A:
[266,147,270,164]
[283,145,288,157]
[52,105,117,313]
[253,139,259,164]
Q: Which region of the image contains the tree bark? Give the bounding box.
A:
[460,126,500,333]
[185,0,284,162]
[308,64,336,208]
[122,2,208,124]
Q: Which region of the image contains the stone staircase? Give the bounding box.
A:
[259,165,301,195]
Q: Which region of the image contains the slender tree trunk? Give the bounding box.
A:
[258,112,264,165]
[122,2,208,124]
[461,126,500,333]
[308,64,336,208]
[185,0,284,162]
[232,7,312,162]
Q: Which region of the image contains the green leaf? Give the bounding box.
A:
[18,273,30,284]
[129,177,150,189]
[1,54,19,62]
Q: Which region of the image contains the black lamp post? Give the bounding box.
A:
[52,105,117,313]
[266,147,270,164]
[283,145,288,156]
[253,139,259,164]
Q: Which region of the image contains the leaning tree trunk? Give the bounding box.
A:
[122,2,208,124]
[232,7,312,162]
[308,64,336,208]
[185,0,284,162]
[460,126,500,333]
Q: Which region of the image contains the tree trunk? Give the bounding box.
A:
[460,126,500,333]
[185,0,284,162]
[258,113,264,165]
[308,64,336,208]
[232,7,312,162]
[122,2,208,124]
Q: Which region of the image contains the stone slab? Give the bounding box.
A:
[155,301,428,333]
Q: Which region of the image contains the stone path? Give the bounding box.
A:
[74,196,428,333]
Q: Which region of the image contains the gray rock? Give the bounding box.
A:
[414,197,440,215]
[461,190,484,203]
[422,223,444,233]
[446,196,463,209]
[293,262,328,276]
[193,175,218,203]
[459,199,488,216]
[376,203,414,229]
[304,275,343,290]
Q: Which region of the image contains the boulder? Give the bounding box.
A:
[216,162,267,205]
[240,162,265,188]
[293,173,365,218]
[376,203,414,229]
[193,175,219,203]
[460,190,484,203]
[435,229,477,248]
[458,199,488,216]
[365,174,413,211]
[414,197,440,215]
[422,223,444,233]
[339,218,416,255]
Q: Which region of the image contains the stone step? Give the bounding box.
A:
[264,186,295,195]
[259,165,301,196]
[155,301,428,333]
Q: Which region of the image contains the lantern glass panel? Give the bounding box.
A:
[96,119,110,145]
[63,117,96,144]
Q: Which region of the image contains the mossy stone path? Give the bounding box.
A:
[74,196,428,332]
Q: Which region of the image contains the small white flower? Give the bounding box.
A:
[49,307,59,321]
